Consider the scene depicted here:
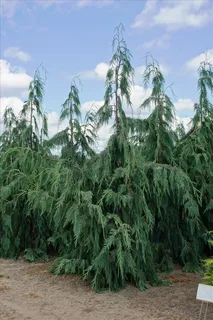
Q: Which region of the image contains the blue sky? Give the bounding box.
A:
[0,0,213,144]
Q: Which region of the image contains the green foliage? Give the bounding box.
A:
[139,55,177,164]
[20,64,48,150]
[203,258,213,285]
[97,23,134,135]
[24,248,49,262]
[48,78,96,162]
[0,148,53,258]
[0,24,213,292]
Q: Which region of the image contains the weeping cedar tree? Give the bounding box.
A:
[48,78,96,162]
[0,65,51,260]
[97,24,134,133]
[138,55,177,164]
[0,25,212,291]
[0,106,19,150]
[175,58,213,258]
[0,105,34,151]
[0,65,48,153]
[20,64,48,150]
[50,25,203,290]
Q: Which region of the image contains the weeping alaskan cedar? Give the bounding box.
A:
[0,24,213,291]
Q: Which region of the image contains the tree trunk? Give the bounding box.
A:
[115,66,119,135]
[30,101,33,149]
[69,86,73,149]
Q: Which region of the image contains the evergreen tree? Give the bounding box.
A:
[0,105,31,151]
[139,55,177,164]
[0,105,18,150]
[48,78,96,162]
[50,26,201,290]
[175,59,213,257]
[0,25,212,292]
[20,64,48,150]
[98,24,134,134]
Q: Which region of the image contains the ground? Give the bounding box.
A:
[0,259,212,320]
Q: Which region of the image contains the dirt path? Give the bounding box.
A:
[0,259,212,320]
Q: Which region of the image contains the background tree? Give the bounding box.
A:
[175,59,213,258]
[0,105,18,150]
[139,55,177,164]
[20,64,48,150]
[97,23,134,135]
[48,78,96,162]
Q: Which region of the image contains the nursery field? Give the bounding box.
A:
[0,259,212,320]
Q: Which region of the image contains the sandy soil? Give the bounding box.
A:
[0,259,212,320]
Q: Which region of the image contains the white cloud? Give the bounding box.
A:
[142,33,171,49]
[96,124,112,151]
[131,0,213,31]
[3,47,32,62]
[134,65,146,82]
[35,0,66,9]
[20,90,29,100]
[94,63,109,80]
[77,0,95,7]
[158,64,169,76]
[173,116,192,132]
[0,0,114,19]
[77,0,114,8]
[128,85,152,117]
[131,0,157,29]
[47,111,68,137]
[35,0,113,9]
[0,96,23,117]
[82,100,104,111]
[47,111,59,126]
[79,62,109,80]
[0,59,32,97]
[186,49,213,72]
[0,0,20,18]
[174,99,195,113]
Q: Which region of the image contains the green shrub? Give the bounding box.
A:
[203,241,213,286]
